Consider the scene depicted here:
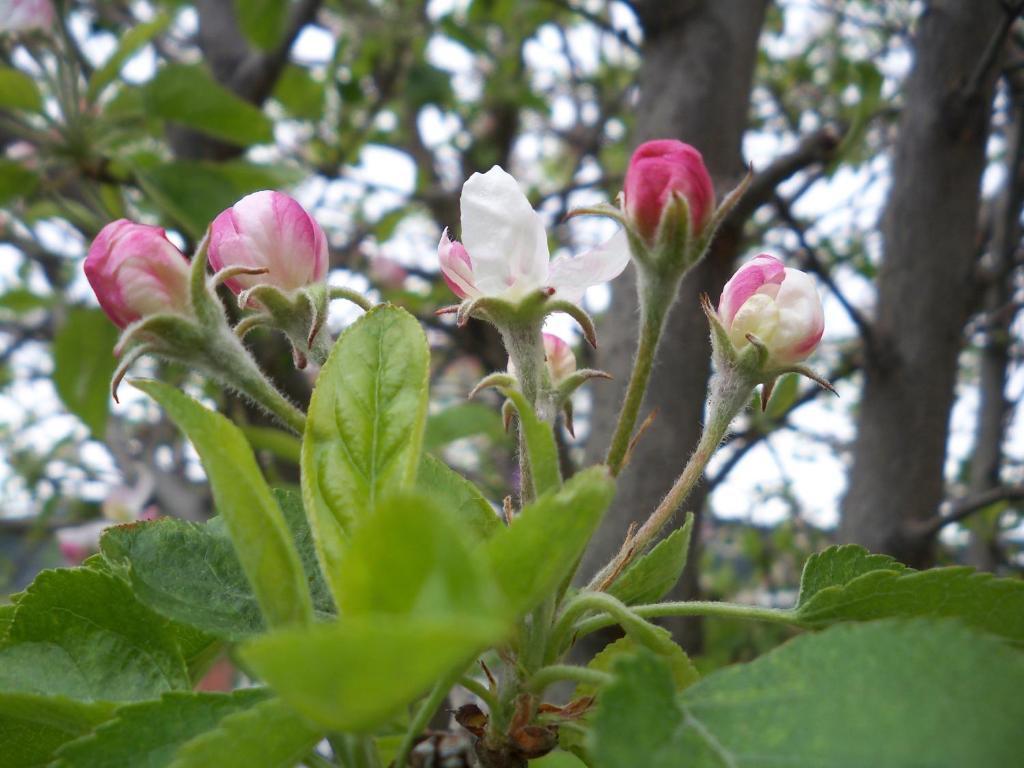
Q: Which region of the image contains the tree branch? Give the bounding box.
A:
[914,484,1024,536]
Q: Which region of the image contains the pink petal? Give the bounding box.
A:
[438,228,478,299]
[718,253,786,326]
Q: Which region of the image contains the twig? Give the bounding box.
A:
[914,484,1024,536]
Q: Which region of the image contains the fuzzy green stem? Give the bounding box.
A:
[207,329,307,435]
[527,664,612,693]
[590,369,751,591]
[459,676,500,711]
[604,274,676,475]
[572,600,800,640]
[394,668,462,768]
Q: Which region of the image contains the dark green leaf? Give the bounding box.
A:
[144,65,273,146]
[53,308,120,439]
[0,159,38,204]
[794,563,1024,644]
[0,66,42,111]
[272,64,325,120]
[417,453,499,542]
[0,568,188,701]
[235,0,288,50]
[302,305,430,600]
[485,466,614,616]
[133,380,313,630]
[673,621,1024,767]
[796,543,907,605]
[87,15,170,101]
[0,693,114,768]
[53,689,270,768]
[608,514,692,606]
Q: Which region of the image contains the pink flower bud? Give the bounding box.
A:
[624,140,715,244]
[207,191,329,294]
[84,220,191,329]
[718,254,824,365]
[56,521,108,565]
[0,0,55,33]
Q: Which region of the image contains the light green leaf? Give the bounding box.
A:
[485,466,614,616]
[672,621,1024,767]
[793,563,1024,644]
[133,380,313,630]
[242,615,507,731]
[0,568,188,702]
[336,491,498,618]
[53,689,269,768]
[144,65,273,146]
[53,308,120,438]
[169,696,324,768]
[0,289,50,315]
[302,305,430,600]
[87,15,169,101]
[424,402,506,450]
[796,543,907,605]
[241,425,301,464]
[417,453,499,542]
[608,514,692,606]
[531,753,588,768]
[0,66,43,111]
[0,693,115,768]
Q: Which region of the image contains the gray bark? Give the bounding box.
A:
[839,0,1007,567]
[580,0,768,650]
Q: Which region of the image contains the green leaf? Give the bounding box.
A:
[504,388,560,495]
[235,0,289,50]
[0,289,50,315]
[796,543,907,605]
[531,753,588,768]
[589,651,682,768]
[0,568,188,701]
[133,380,313,630]
[417,453,499,542]
[53,689,270,768]
[0,603,13,640]
[132,159,301,238]
[671,621,1024,767]
[241,425,301,464]
[272,64,325,120]
[336,491,498,619]
[0,66,43,111]
[0,693,115,768]
[168,696,324,768]
[485,466,614,616]
[0,159,38,204]
[608,514,692,606]
[87,15,170,101]
[581,633,697,698]
[302,305,430,600]
[102,493,332,642]
[144,64,273,146]
[53,308,120,438]
[793,562,1024,644]
[424,402,506,450]
[242,615,507,731]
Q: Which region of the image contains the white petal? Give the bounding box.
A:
[548,229,631,302]
[460,166,549,296]
[773,268,824,360]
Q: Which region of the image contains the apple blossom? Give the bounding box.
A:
[207,190,329,294]
[717,253,824,365]
[84,220,191,328]
[438,166,630,303]
[624,139,715,244]
[0,0,54,33]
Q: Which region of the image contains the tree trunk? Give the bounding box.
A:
[580,0,767,651]
[839,0,1006,567]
